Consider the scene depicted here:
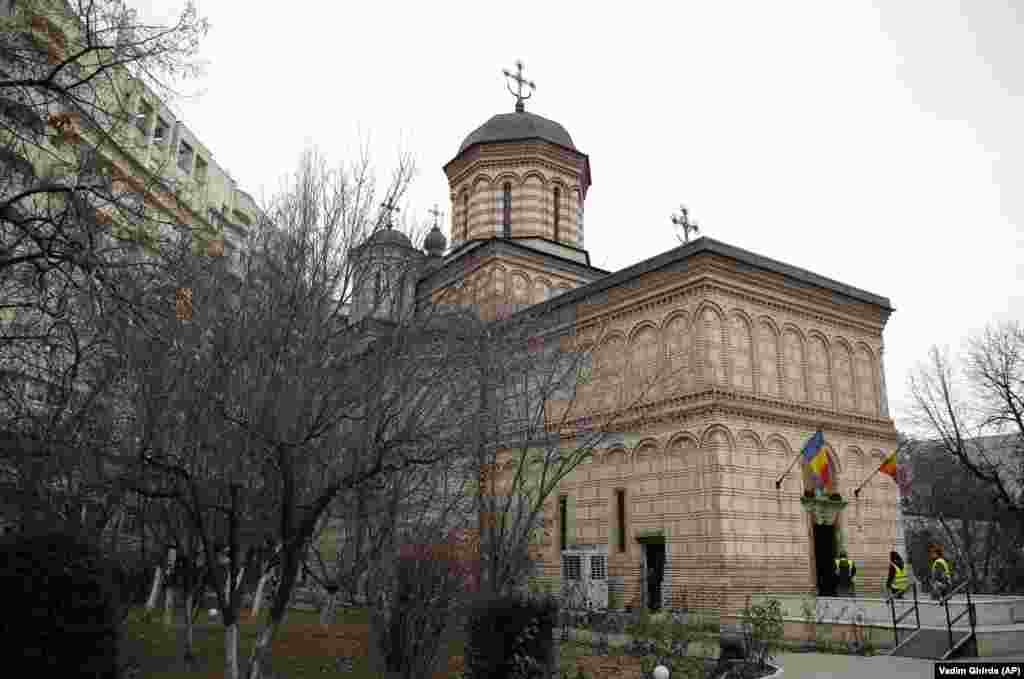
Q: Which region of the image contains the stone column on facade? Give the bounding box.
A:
[878,347,890,418]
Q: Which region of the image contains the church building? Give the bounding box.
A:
[350,62,901,614]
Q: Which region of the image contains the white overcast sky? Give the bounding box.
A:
[136,0,1022,430]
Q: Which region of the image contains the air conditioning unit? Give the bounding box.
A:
[561,546,608,610]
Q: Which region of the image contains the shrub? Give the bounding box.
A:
[464,592,558,679]
[740,597,784,668]
[608,585,623,611]
[0,530,123,678]
[370,536,478,679]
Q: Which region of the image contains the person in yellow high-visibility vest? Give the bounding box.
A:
[887,551,910,599]
[833,550,857,597]
[928,542,953,601]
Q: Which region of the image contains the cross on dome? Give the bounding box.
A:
[503,59,536,113]
[427,203,443,229]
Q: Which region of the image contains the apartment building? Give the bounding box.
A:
[0,0,263,537]
[1,0,261,278]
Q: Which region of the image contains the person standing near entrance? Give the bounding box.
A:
[928,542,953,601]
[833,550,857,597]
[887,551,910,599]
[647,563,662,611]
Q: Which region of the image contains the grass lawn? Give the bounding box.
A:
[121,605,649,678]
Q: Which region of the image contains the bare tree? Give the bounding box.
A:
[304,453,473,627]
[905,321,1024,592]
[903,439,1023,593]
[104,146,478,679]
[0,0,209,539]
[906,322,1023,514]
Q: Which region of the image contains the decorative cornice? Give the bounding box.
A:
[448,152,585,189]
[564,272,882,347]
[550,388,896,447]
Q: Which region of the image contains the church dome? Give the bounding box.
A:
[367,228,412,248]
[458,111,575,154]
[424,225,447,256]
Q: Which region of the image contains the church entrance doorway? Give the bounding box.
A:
[644,542,665,611]
[813,524,837,596]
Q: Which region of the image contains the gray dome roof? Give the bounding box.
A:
[367,228,412,247]
[424,225,447,255]
[458,111,575,154]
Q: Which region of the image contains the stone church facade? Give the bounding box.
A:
[350,74,900,614]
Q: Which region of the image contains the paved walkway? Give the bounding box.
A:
[555,624,1024,677]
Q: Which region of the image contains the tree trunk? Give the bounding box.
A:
[320,589,338,628]
[164,587,176,626]
[252,571,272,617]
[245,620,279,679]
[182,591,198,671]
[146,566,164,610]
[225,622,241,679]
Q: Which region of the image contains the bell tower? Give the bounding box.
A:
[443,60,592,252]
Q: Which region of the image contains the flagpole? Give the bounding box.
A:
[775,450,803,490]
[854,440,907,498]
[775,425,826,490]
[853,465,881,498]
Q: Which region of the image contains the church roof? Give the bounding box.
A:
[366,228,413,248]
[458,111,576,154]
[485,236,895,329]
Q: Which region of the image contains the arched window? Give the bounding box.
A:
[502,182,512,237]
[553,187,561,241]
[463,192,469,241]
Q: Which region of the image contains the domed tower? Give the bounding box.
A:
[350,201,420,324]
[443,61,592,251]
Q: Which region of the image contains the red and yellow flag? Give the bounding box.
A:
[878,450,897,479]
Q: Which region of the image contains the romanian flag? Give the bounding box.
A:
[802,430,831,490]
[878,451,898,479]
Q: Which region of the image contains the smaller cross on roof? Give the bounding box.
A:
[380,198,401,229]
[428,203,443,230]
[503,59,536,113]
[671,205,700,244]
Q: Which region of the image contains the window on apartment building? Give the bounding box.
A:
[135,99,152,137]
[616,489,626,552]
[194,155,208,184]
[502,182,512,237]
[1,1,15,18]
[553,187,561,241]
[177,139,193,174]
[152,116,168,145]
[559,494,568,551]
[175,287,193,321]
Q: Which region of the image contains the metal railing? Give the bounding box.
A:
[888,580,978,659]
[939,581,977,659]
[887,582,922,646]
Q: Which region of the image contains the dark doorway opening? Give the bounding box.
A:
[813,524,837,596]
[644,543,665,611]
